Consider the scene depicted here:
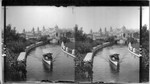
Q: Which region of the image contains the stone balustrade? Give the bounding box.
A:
[61,42,75,58]
[128,42,141,57]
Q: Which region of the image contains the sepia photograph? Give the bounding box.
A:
[1,2,149,84]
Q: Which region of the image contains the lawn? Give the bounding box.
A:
[64,42,75,49]
[131,42,139,49]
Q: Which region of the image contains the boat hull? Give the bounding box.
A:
[42,58,52,70]
[109,60,119,72]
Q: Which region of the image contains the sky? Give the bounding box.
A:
[4,6,149,33]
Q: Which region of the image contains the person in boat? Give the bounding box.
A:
[49,54,53,61]
[110,54,119,61]
[44,53,53,61]
[45,56,48,60]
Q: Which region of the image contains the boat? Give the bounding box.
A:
[42,53,53,70]
[83,52,93,63]
[109,53,120,71]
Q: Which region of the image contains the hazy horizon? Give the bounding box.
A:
[3,6,149,33]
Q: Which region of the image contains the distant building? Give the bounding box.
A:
[19,33,26,38]
[89,26,135,41]
[22,26,75,42]
[87,34,93,39]
[41,25,75,42]
[59,28,75,42]
[89,28,108,40]
[41,25,60,43]
[23,27,41,40]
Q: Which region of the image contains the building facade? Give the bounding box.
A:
[89,26,134,41]
[22,26,75,42]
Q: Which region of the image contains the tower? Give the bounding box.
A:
[37,27,40,33]
[23,29,25,34]
[90,29,93,34]
[32,27,35,34]
[99,28,102,33]
[43,26,45,31]
[105,27,107,34]
[110,27,113,32]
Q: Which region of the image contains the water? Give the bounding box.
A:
[26,44,74,81]
[93,45,139,83]
[26,44,139,83]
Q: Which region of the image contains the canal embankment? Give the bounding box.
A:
[83,41,114,68]
[84,41,116,64]
[75,41,116,82]
[60,42,75,58]
[17,41,45,62]
[15,41,49,81]
[92,42,114,57]
[25,41,44,56]
[128,42,141,57]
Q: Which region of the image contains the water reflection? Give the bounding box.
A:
[109,65,119,83]
[109,62,120,73]
[42,61,53,72]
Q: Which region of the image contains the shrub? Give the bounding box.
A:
[60,37,70,43]
[76,42,92,54]
[5,48,21,81]
[6,40,26,53]
[91,40,103,47]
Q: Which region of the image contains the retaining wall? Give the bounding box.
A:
[17,41,45,62]
[92,42,112,56]
[25,41,44,56]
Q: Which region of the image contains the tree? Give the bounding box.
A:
[141,25,149,50]
[141,24,149,82]
[5,24,27,81]
[74,25,87,41]
[39,35,49,43]
[66,31,72,38]
[5,24,19,42]
[5,24,26,53]
[60,37,70,43]
[107,36,115,43]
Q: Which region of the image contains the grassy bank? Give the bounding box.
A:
[64,42,75,49]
